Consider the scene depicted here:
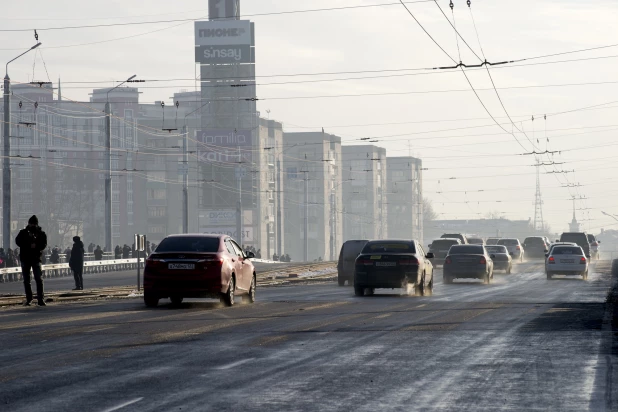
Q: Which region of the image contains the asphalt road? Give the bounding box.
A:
[0,261,303,296]
[0,260,615,411]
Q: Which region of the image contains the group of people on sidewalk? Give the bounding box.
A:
[14,215,85,307]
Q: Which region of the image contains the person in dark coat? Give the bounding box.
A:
[122,244,131,259]
[69,236,85,290]
[88,243,95,254]
[15,215,48,306]
[64,247,72,265]
[114,245,121,259]
[94,245,103,261]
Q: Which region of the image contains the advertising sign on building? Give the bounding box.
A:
[203,210,237,226]
[195,20,252,46]
[202,227,254,242]
[196,129,253,164]
[195,45,254,64]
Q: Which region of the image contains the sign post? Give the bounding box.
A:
[135,234,146,291]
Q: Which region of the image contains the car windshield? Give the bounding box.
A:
[155,237,220,253]
[362,242,415,254]
[497,239,519,246]
[587,234,595,242]
[551,246,583,255]
[431,240,458,248]
[486,246,508,254]
[560,233,587,244]
[449,245,484,255]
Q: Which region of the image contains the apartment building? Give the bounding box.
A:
[387,156,423,241]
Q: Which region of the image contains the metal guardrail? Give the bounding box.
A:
[0,258,145,283]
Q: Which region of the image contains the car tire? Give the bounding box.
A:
[338,277,346,286]
[223,276,235,307]
[144,292,159,308]
[416,274,426,296]
[546,272,553,280]
[170,296,183,306]
[428,274,434,291]
[366,288,375,296]
[582,271,588,280]
[243,275,256,303]
[484,273,490,285]
[506,265,512,274]
[443,276,452,284]
[354,284,365,296]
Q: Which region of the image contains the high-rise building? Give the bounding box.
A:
[387,156,423,241]
[282,131,343,262]
[342,145,388,242]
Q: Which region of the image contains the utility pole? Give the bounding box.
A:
[104,75,135,252]
[3,42,41,249]
[276,158,282,256]
[236,143,243,245]
[182,125,188,233]
[533,160,544,232]
[304,171,309,262]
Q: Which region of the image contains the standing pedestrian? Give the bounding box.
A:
[94,245,103,261]
[64,246,72,265]
[15,215,48,306]
[114,245,121,259]
[69,236,85,290]
[122,244,131,259]
[50,247,60,277]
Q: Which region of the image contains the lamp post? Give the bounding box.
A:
[3,42,41,248]
[104,74,135,252]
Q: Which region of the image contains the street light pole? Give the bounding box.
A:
[105,74,136,252]
[182,125,188,233]
[3,42,41,249]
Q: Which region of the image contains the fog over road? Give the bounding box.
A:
[0,261,615,411]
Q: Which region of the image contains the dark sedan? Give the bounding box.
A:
[485,245,512,274]
[354,240,434,296]
[443,245,494,284]
[143,234,256,307]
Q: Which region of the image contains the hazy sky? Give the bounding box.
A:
[2,0,618,234]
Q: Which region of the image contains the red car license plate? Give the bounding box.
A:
[168,263,195,270]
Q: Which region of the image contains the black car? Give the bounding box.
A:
[523,236,548,259]
[354,240,434,296]
[443,245,494,284]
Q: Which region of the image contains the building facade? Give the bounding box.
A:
[387,156,423,241]
[342,145,388,242]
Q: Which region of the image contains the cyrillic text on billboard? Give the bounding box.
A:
[195,20,252,46]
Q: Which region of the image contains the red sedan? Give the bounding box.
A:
[143,234,256,307]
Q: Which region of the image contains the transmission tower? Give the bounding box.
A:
[533,161,545,232]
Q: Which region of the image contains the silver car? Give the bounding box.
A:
[485,245,512,274]
[546,245,589,280]
[497,238,525,262]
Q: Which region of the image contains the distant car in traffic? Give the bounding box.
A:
[497,238,525,262]
[486,238,501,245]
[485,245,512,273]
[143,234,256,307]
[587,234,601,260]
[559,232,591,257]
[545,245,589,280]
[523,236,548,259]
[468,237,485,245]
[337,240,369,286]
[354,240,434,296]
[428,238,462,266]
[440,233,468,244]
[443,245,494,284]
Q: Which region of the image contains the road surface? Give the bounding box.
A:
[0,260,615,411]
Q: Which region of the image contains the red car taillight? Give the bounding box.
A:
[357,259,373,266]
[399,258,419,266]
[548,256,555,264]
[580,257,587,264]
[516,246,521,250]
[200,258,224,269]
[145,258,162,269]
[479,257,487,264]
[445,257,452,265]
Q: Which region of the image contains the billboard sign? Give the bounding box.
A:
[195,20,252,46]
[197,129,253,164]
[202,210,236,226]
[195,45,254,64]
[202,227,254,242]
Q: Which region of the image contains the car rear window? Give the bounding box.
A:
[342,241,368,261]
[362,242,415,254]
[552,246,583,255]
[486,238,500,245]
[560,233,588,244]
[449,245,484,255]
[486,246,507,253]
[431,240,458,248]
[156,237,220,253]
[468,238,484,244]
[497,239,518,246]
[587,234,595,243]
[524,237,545,245]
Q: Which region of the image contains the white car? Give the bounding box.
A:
[497,238,525,262]
[546,245,589,280]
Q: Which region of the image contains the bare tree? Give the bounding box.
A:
[423,197,438,225]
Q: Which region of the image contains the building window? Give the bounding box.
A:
[147,189,166,200]
[148,207,167,217]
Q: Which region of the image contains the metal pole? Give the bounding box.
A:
[105,102,112,253]
[3,74,11,249]
[135,234,140,291]
[276,159,282,256]
[182,125,188,233]
[304,173,308,262]
[236,145,242,245]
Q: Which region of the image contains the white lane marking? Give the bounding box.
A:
[101,397,144,412]
[416,304,427,308]
[216,358,255,370]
